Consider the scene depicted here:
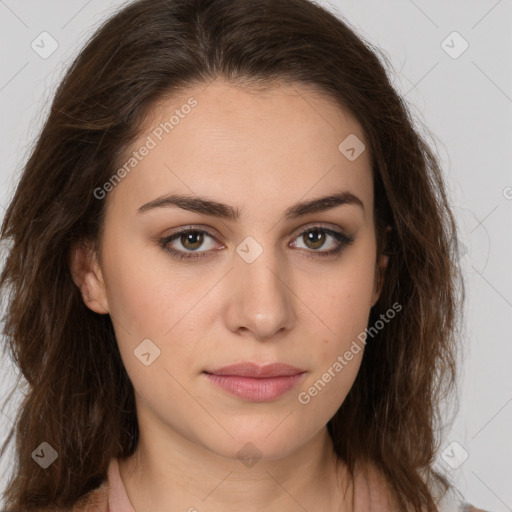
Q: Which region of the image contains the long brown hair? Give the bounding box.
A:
[0,0,464,510]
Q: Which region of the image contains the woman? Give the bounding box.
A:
[0,0,485,510]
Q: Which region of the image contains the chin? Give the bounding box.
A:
[199,425,310,465]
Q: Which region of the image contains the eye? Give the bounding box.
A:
[290,225,354,257]
[159,225,354,262]
[159,228,221,261]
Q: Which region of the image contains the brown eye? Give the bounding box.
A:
[159,228,219,261]
[302,230,326,250]
[290,226,355,258]
[180,231,204,250]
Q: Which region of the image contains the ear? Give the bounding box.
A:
[69,240,110,314]
[370,226,392,307]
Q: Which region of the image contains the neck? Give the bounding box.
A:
[118,426,354,512]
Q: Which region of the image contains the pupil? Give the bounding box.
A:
[183,232,203,250]
[306,230,324,249]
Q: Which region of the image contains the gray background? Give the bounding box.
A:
[0,1,511,510]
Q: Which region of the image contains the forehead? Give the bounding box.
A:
[107,78,374,221]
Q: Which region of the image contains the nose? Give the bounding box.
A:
[224,245,296,341]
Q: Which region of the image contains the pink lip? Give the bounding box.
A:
[207,362,305,378]
[204,362,306,402]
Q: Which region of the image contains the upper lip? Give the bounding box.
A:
[205,362,305,378]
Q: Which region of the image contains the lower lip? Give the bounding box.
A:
[204,372,305,402]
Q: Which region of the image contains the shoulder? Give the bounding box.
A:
[352,461,400,511]
[71,480,109,512]
[19,480,109,512]
[353,462,489,512]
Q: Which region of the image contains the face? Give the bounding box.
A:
[71,78,387,462]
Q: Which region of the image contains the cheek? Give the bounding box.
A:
[101,237,221,381]
[296,294,369,420]
[297,349,363,418]
[101,233,201,336]
[317,258,376,347]
[297,246,375,407]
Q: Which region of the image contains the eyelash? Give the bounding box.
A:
[158,225,355,262]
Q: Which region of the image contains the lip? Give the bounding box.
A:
[206,362,305,378]
[204,362,306,402]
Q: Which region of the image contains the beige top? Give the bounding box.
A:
[72,457,485,512]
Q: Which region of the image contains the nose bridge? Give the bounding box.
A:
[227,235,295,338]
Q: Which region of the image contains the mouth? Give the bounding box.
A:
[205,362,306,378]
[203,362,306,402]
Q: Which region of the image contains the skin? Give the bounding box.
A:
[70,78,389,511]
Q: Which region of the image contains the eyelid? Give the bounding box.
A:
[293,222,345,236]
[164,224,222,239]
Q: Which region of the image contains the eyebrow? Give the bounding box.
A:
[137,190,364,220]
